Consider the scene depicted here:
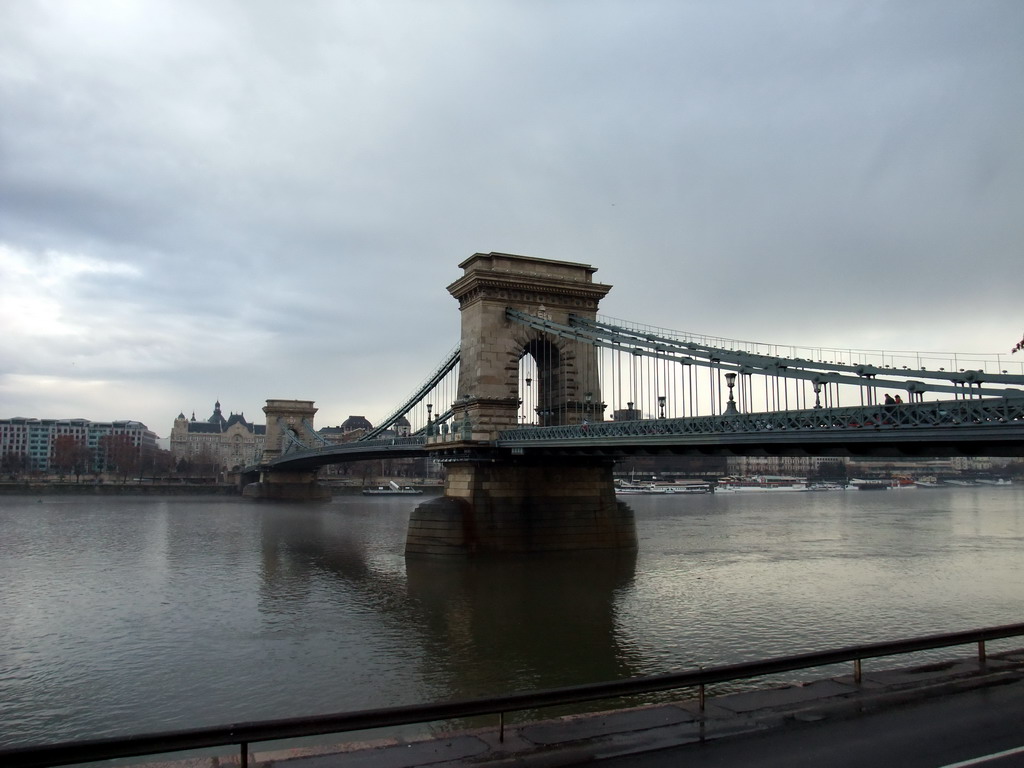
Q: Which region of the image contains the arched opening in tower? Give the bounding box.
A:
[518,337,565,427]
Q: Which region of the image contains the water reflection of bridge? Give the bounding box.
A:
[245,253,1024,555]
[257,508,640,707]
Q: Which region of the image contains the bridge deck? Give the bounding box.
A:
[256,397,1024,472]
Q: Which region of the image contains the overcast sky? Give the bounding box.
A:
[2,0,1022,438]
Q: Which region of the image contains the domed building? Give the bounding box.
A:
[170,401,266,472]
[318,415,373,444]
[318,415,411,443]
[341,415,374,435]
[315,414,430,481]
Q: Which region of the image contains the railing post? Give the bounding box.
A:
[699,683,705,711]
[853,658,862,684]
[240,741,248,768]
[979,640,987,664]
[499,711,505,743]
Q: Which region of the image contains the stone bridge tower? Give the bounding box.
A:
[446,252,609,436]
[260,399,318,462]
[406,253,637,556]
[241,399,330,500]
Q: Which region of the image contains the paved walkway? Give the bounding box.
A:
[150,650,1024,768]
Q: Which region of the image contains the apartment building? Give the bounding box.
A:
[0,417,158,475]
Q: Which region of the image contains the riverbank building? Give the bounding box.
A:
[170,401,266,472]
[0,417,158,476]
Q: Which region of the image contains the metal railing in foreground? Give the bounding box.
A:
[4,622,1023,768]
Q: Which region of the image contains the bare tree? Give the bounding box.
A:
[150,448,176,481]
[2,451,28,481]
[100,434,140,483]
[53,436,93,482]
[52,435,76,480]
[191,446,221,482]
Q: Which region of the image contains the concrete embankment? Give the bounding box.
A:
[0,483,240,496]
[129,649,1024,768]
[0,482,444,497]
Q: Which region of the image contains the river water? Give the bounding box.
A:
[1,486,1022,748]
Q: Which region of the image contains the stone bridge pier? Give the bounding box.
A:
[242,399,331,501]
[406,252,637,556]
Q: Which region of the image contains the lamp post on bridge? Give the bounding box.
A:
[658,395,666,419]
[724,372,739,415]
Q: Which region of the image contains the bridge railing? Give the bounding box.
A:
[498,396,1024,442]
[266,436,427,466]
[3,622,1022,768]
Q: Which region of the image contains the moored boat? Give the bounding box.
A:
[714,476,808,493]
[673,481,712,494]
[362,481,423,495]
[850,478,917,490]
[614,481,711,495]
[889,476,917,490]
[614,483,656,495]
[807,482,847,491]
[849,479,890,491]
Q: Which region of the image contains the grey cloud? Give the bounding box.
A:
[1,0,1021,433]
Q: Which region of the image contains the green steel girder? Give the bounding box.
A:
[503,309,1024,399]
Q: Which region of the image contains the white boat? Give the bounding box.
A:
[807,482,847,492]
[614,484,656,495]
[614,481,710,495]
[714,476,808,493]
[673,481,712,494]
[975,478,1013,486]
[362,481,423,496]
[615,483,674,495]
[850,478,917,491]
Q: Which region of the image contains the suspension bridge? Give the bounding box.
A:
[243,252,1024,555]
